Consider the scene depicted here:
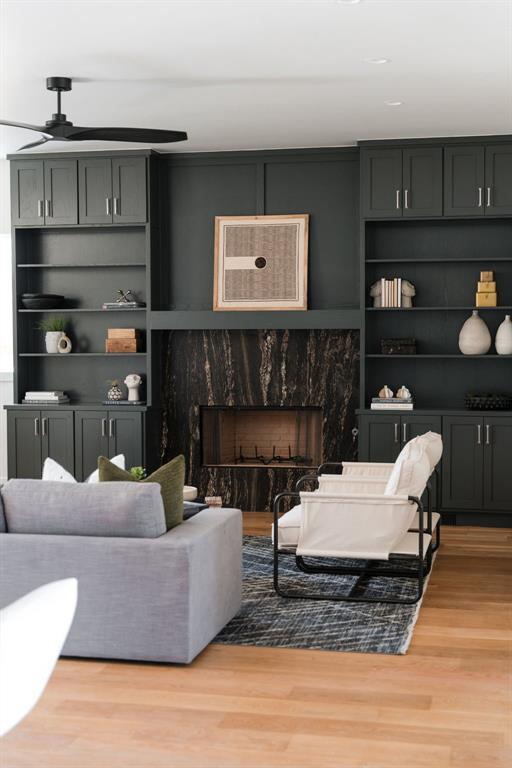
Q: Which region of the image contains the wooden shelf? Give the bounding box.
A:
[366,306,512,311]
[366,257,512,263]
[17,263,146,269]
[367,354,512,359]
[19,353,147,358]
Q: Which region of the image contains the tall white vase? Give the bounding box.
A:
[458,310,491,355]
[495,314,512,355]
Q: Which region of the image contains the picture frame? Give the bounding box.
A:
[213,214,309,311]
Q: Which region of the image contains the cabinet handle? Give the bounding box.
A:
[394,422,399,444]
[37,200,44,218]
[42,417,47,437]
[113,197,120,215]
[485,424,491,445]
[105,197,111,216]
[478,187,483,207]
[402,422,407,443]
[477,424,482,445]
[101,418,107,437]
[395,189,401,209]
[45,199,51,217]
[34,417,39,437]
[486,187,492,207]
[109,418,115,438]
[404,189,409,209]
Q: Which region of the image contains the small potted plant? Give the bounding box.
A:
[36,317,67,354]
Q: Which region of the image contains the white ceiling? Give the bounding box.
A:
[1,0,511,156]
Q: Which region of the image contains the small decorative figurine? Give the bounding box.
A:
[124,373,142,402]
[107,379,123,401]
[396,385,412,400]
[57,334,72,354]
[378,385,394,399]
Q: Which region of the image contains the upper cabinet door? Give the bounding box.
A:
[361,148,403,219]
[44,159,78,226]
[78,158,113,224]
[112,157,147,223]
[483,417,512,511]
[402,148,443,217]
[11,160,44,226]
[444,146,485,216]
[485,145,512,216]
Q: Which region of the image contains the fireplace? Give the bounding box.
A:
[201,406,323,469]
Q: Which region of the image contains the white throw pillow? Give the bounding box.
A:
[86,454,125,483]
[42,457,77,483]
[416,431,443,474]
[42,455,126,483]
[384,438,431,499]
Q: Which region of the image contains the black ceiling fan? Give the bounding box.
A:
[0,77,188,151]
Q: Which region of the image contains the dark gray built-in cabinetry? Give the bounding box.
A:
[359,137,512,521]
[7,150,160,481]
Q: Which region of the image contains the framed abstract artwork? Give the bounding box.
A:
[213,214,309,311]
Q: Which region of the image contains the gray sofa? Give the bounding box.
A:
[0,480,242,664]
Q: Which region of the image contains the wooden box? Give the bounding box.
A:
[105,338,140,353]
[107,328,140,339]
[477,281,497,293]
[475,292,497,307]
[480,270,494,282]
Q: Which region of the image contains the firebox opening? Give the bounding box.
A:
[201,406,323,469]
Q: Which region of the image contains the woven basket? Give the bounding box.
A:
[465,393,512,411]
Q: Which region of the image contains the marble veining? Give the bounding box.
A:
[161,329,359,511]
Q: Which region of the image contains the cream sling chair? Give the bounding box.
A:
[272,433,442,604]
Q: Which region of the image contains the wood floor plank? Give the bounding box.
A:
[1,521,510,768]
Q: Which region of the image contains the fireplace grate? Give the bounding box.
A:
[234,445,313,467]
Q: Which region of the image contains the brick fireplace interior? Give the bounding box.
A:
[201,407,323,469]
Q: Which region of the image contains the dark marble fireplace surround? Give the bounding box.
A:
[161,329,359,511]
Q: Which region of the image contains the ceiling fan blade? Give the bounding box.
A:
[63,126,187,143]
[18,136,52,151]
[0,119,51,134]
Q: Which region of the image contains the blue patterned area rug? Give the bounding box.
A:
[214,536,433,655]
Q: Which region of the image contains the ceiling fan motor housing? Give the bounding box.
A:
[46,77,73,126]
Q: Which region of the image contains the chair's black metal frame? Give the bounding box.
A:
[272,461,441,604]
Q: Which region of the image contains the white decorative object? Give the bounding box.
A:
[378,385,394,399]
[45,331,64,354]
[458,310,492,355]
[124,373,142,402]
[396,385,412,399]
[495,314,512,355]
[401,280,416,308]
[57,334,72,354]
[183,485,198,501]
[42,455,126,483]
[0,579,77,737]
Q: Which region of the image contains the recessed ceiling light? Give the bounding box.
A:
[364,58,390,65]
[384,100,403,107]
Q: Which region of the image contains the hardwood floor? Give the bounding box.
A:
[2,516,511,768]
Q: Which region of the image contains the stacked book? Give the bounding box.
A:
[371,397,413,411]
[380,278,402,308]
[102,301,146,310]
[23,390,70,405]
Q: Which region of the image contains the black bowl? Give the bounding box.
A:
[21,294,65,310]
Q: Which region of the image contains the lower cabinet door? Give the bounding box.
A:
[442,416,483,510]
[108,411,143,470]
[7,410,42,479]
[358,415,401,463]
[483,417,512,511]
[75,411,109,481]
[41,410,75,475]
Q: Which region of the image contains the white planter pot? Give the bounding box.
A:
[495,314,512,355]
[458,311,491,355]
[45,331,65,354]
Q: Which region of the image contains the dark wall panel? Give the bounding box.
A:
[264,157,359,309]
[165,163,258,310]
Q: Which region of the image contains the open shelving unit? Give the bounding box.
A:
[362,218,512,411]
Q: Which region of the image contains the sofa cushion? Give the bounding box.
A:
[384,438,431,499]
[42,455,126,483]
[98,454,185,530]
[1,480,166,538]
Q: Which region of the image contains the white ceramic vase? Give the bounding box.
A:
[45,331,64,354]
[495,314,512,355]
[458,310,491,355]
